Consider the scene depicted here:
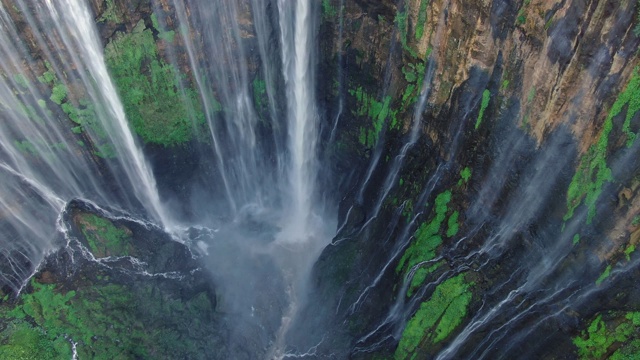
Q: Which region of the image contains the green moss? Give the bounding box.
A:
[37,62,55,85]
[475,89,491,129]
[105,20,206,146]
[414,0,430,41]
[13,74,29,89]
[624,244,636,261]
[98,0,120,23]
[573,233,581,245]
[400,62,426,112]
[394,274,472,359]
[611,339,640,360]
[349,87,393,147]
[446,211,460,238]
[459,167,472,184]
[0,277,216,359]
[49,84,67,105]
[76,214,133,258]
[151,13,176,43]
[564,68,640,224]
[396,191,452,274]
[407,261,442,297]
[395,10,418,57]
[595,264,612,286]
[0,320,70,359]
[516,0,531,25]
[322,0,337,19]
[14,140,38,156]
[574,312,640,360]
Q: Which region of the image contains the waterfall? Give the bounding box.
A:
[277,0,319,243]
[0,0,170,291]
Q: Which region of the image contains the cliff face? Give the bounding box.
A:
[1,0,640,358]
[300,0,640,358]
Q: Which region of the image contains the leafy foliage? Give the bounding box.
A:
[574,312,640,359]
[105,20,206,146]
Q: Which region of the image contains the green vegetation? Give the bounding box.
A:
[395,10,418,57]
[14,140,38,156]
[322,0,337,19]
[414,0,430,41]
[350,87,397,147]
[395,274,473,359]
[573,312,640,359]
[564,68,640,224]
[516,0,531,25]
[77,213,133,258]
[98,0,120,23]
[615,69,640,147]
[252,77,267,115]
[446,211,460,237]
[395,11,409,51]
[13,74,29,89]
[151,13,176,43]
[475,89,491,129]
[573,233,580,245]
[401,62,427,111]
[624,244,636,261]
[0,315,71,359]
[35,61,115,158]
[595,264,612,286]
[105,20,207,146]
[459,167,472,185]
[0,278,216,359]
[50,84,68,105]
[407,262,442,297]
[396,190,452,275]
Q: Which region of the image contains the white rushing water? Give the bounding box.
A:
[45,0,171,228]
[0,0,171,291]
[278,0,319,243]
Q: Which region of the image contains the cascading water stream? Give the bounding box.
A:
[0,0,170,291]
